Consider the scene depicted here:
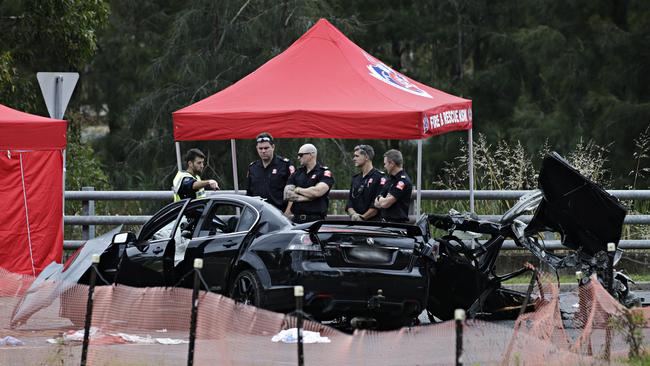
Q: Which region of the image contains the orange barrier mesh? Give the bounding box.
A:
[0,268,647,365]
[504,272,588,365]
[0,268,33,297]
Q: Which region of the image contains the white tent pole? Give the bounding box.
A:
[416,139,423,218]
[62,149,66,218]
[19,153,36,276]
[175,142,182,171]
[468,128,475,213]
[231,139,239,194]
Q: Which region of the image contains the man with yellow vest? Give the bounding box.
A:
[173,148,219,202]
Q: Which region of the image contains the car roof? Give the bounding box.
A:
[197,193,292,232]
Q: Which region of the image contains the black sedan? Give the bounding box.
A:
[19,195,438,329]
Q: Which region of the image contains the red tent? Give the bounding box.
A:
[0,103,67,275]
[173,18,472,140]
[173,18,475,213]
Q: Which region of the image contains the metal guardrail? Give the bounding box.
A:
[64,189,650,250]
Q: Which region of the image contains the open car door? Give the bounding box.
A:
[116,199,201,287]
[185,200,260,292]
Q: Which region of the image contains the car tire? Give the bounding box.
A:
[229,270,264,307]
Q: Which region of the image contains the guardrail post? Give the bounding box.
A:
[188,259,203,366]
[295,285,304,366]
[81,186,95,240]
[455,309,465,366]
[81,254,100,366]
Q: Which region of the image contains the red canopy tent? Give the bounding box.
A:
[173,19,475,213]
[0,103,67,275]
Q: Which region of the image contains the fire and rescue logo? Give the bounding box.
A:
[363,51,432,99]
[423,116,430,133]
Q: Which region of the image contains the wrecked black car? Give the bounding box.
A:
[426,151,642,321]
[13,194,439,329]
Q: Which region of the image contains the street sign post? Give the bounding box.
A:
[37,72,79,120]
[37,72,79,225]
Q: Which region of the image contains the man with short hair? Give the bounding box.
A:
[374,149,412,223]
[172,148,219,202]
[346,144,385,221]
[284,144,335,223]
[246,132,295,213]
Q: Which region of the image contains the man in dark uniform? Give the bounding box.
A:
[374,149,413,223]
[284,143,335,224]
[346,144,385,221]
[246,132,295,214]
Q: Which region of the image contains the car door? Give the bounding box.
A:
[191,201,259,292]
[119,200,209,287]
[117,201,187,287]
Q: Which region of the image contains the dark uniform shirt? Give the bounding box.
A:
[287,162,335,217]
[378,170,413,223]
[346,168,385,220]
[246,155,294,211]
[178,176,199,199]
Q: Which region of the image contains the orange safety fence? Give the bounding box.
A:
[1,267,648,365]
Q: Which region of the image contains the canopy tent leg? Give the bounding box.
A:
[468,128,475,213]
[416,139,423,218]
[231,139,239,194]
[175,142,182,171]
[19,153,36,276]
[62,148,66,227]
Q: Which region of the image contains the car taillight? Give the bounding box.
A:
[63,246,83,272]
[286,234,321,251]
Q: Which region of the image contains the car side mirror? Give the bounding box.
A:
[112,232,136,245]
[181,230,193,239]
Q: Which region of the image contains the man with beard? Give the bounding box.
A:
[346,144,385,221]
[172,148,219,202]
[246,132,295,213]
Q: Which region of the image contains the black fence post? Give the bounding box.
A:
[605,243,616,362]
[80,254,99,366]
[295,285,304,366]
[607,243,615,295]
[188,258,203,366]
[518,268,537,318]
[455,308,465,366]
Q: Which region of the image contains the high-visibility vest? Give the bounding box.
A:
[172,170,205,202]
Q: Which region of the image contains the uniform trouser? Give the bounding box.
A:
[293,214,326,224]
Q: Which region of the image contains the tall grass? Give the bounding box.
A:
[427,132,649,240]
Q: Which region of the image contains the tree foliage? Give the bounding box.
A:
[3,0,650,193]
[0,0,109,112]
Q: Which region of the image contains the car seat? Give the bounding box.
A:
[225,216,239,233]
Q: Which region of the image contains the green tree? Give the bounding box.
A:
[92,0,352,190]
[0,0,109,112]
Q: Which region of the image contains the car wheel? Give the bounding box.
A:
[229,270,264,307]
